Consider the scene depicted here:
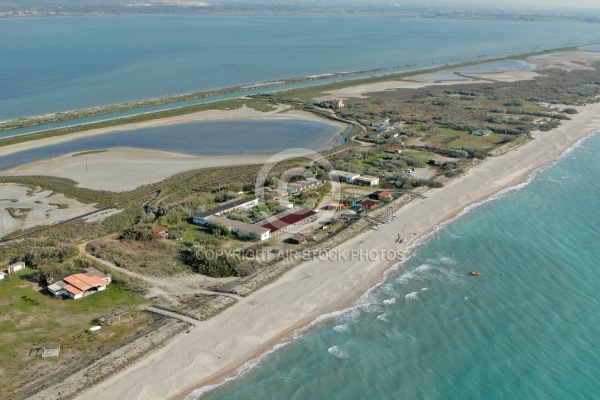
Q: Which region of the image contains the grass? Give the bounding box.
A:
[87,238,190,277]
[0,268,149,399]
[424,127,502,150]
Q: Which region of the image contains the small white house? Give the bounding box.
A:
[2,261,25,274]
[330,170,361,184]
[354,175,380,186]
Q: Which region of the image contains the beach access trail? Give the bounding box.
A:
[75,101,600,400]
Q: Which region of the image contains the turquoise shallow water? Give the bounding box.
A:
[198,132,600,399]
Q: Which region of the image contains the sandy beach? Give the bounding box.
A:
[72,101,600,400]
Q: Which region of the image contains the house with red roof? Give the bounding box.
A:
[47,268,111,300]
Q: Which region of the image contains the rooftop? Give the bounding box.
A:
[260,208,318,233]
[194,197,257,218]
[207,216,270,236]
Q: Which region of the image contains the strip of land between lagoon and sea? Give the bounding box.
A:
[62,101,600,400]
[1,42,598,143]
[5,46,600,400]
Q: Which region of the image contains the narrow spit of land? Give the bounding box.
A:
[4,48,600,400]
[72,102,600,400]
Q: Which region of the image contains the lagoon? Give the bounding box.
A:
[0,119,340,172]
[3,15,600,122]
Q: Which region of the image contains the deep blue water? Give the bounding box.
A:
[0,119,339,171]
[197,133,600,399]
[2,15,600,121]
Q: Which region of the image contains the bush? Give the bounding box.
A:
[185,248,258,278]
[120,226,155,242]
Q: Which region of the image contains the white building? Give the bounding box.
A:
[330,170,361,184]
[206,216,271,241]
[47,269,111,300]
[354,175,380,186]
[192,197,259,226]
[2,261,25,274]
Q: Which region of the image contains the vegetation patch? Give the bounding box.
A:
[0,268,148,400]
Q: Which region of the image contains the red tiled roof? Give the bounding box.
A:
[63,284,83,296]
[261,209,318,233]
[63,273,107,291]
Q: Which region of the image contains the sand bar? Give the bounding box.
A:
[0,106,346,192]
[323,50,600,99]
[73,101,600,400]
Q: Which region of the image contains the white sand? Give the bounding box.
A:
[0,106,346,192]
[323,49,599,99]
[3,148,275,192]
[0,184,98,237]
[76,102,600,400]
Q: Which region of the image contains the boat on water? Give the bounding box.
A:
[470,271,480,276]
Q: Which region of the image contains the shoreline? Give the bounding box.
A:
[74,102,600,400]
[0,107,347,192]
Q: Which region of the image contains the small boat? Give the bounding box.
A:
[469,271,480,276]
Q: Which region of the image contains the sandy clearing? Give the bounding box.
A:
[322,78,493,99]
[323,49,600,99]
[74,101,600,400]
[528,50,600,71]
[0,183,98,237]
[2,148,275,192]
[460,70,542,82]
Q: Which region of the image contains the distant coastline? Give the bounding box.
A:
[2,14,600,135]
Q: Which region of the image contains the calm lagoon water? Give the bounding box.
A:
[0,119,339,171]
[2,15,600,121]
[198,133,600,399]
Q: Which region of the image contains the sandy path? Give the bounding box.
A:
[75,102,600,400]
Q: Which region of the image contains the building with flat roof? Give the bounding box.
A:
[260,208,318,236]
[192,197,258,226]
[330,170,360,184]
[2,261,25,274]
[206,215,271,241]
[354,175,380,186]
[289,234,308,245]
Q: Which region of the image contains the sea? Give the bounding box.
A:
[195,131,600,399]
[3,14,600,400]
